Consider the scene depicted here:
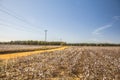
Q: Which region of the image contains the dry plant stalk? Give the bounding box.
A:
[0,47,120,80]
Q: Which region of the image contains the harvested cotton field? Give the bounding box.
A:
[0,47,120,80]
[0,44,59,54]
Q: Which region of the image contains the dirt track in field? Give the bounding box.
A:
[0,46,68,60]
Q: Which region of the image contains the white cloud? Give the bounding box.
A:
[92,24,112,35]
[113,16,120,20]
[92,16,120,36]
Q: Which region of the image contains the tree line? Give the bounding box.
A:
[0,40,120,46]
[0,40,66,46]
[67,43,120,46]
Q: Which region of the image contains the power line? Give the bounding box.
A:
[0,22,38,33]
[0,5,49,41]
[0,8,40,32]
[0,5,44,32]
[0,5,31,23]
[0,18,40,33]
[0,9,30,25]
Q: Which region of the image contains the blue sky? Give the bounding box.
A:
[0,0,120,43]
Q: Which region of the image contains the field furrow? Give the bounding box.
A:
[0,46,120,80]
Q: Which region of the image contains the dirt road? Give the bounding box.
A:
[0,46,68,60]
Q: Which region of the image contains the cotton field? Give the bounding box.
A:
[0,44,59,54]
[0,47,120,80]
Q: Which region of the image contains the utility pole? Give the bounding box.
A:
[45,30,47,42]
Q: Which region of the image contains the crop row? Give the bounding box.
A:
[0,47,120,80]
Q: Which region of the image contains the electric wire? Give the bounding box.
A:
[0,18,41,33]
[0,5,45,32]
